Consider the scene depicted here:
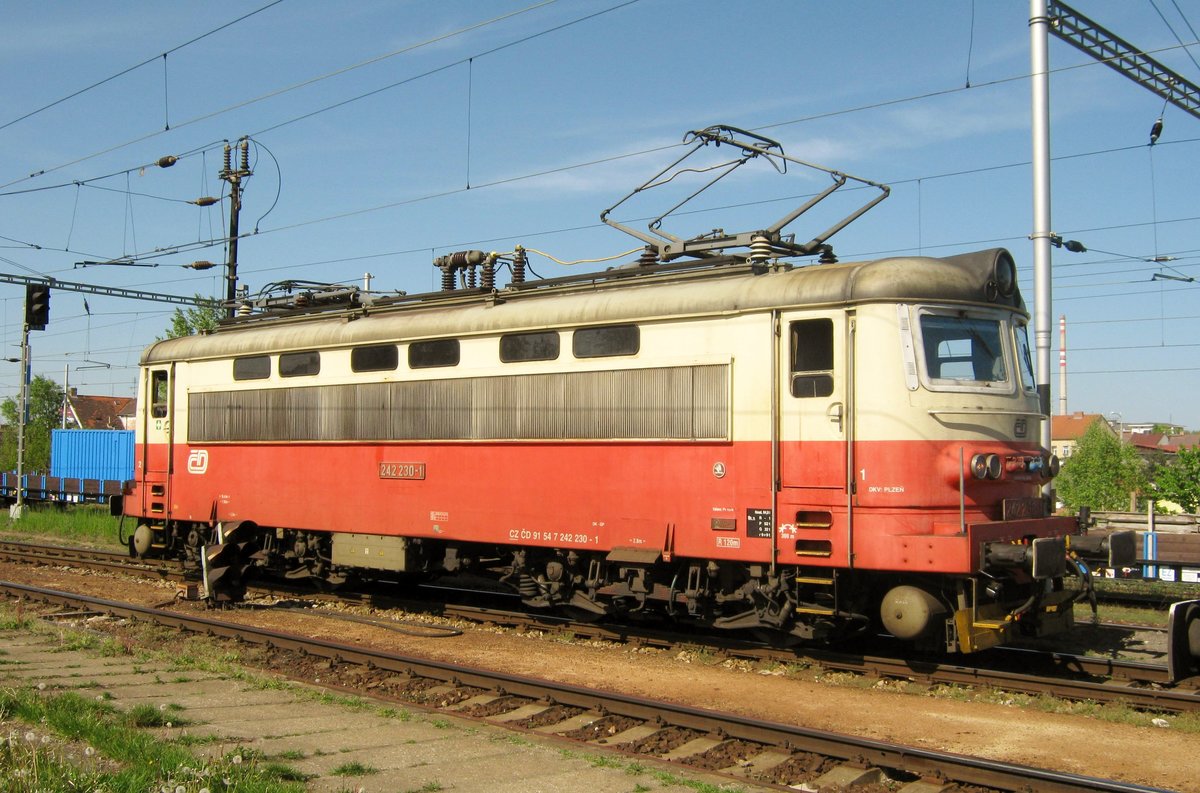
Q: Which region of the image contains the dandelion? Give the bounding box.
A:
[166,722,173,728]
[159,703,168,711]
[24,731,36,742]
[85,746,96,757]
[231,754,243,765]
[200,789,210,793]
[40,735,50,744]
[36,682,45,690]
[176,785,186,793]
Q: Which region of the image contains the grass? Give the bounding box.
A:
[126,702,190,728]
[403,782,444,792]
[0,685,306,792]
[0,503,127,550]
[330,759,377,777]
[1092,576,1200,601]
[1075,600,1170,627]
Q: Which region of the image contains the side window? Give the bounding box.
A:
[1015,323,1036,393]
[789,319,834,398]
[500,331,559,362]
[351,344,398,373]
[150,370,169,419]
[573,325,639,358]
[409,339,460,369]
[233,355,270,381]
[279,350,320,378]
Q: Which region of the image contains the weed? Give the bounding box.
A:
[331,760,378,777]
[126,702,189,728]
[261,760,314,781]
[405,782,444,792]
[651,768,746,792]
[171,732,223,746]
[0,686,304,792]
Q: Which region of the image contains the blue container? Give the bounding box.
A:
[50,429,135,482]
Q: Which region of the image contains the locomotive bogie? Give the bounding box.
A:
[124,249,1119,652]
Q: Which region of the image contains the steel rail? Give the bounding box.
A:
[0,579,1176,793]
[0,540,183,580]
[402,597,1200,711]
[2,539,1195,712]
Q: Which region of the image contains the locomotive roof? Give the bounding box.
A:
[142,248,1025,364]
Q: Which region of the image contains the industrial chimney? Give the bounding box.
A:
[1058,314,1067,415]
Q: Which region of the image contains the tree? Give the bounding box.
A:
[0,375,66,472]
[1154,447,1200,514]
[160,296,224,340]
[1056,421,1149,512]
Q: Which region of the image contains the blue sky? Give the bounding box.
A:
[1,1,1197,430]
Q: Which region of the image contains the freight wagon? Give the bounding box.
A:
[1,429,133,505]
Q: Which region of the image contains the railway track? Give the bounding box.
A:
[3,538,1198,715]
[0,538,184,579]
[0,579,1175,793]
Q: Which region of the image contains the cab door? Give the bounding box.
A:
[141,366,174,517]
[777,311,854,564]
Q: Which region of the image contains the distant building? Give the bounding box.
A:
[1118,420,1186,435]
[1124,431,1200,456]
[63,389,136,430]
[1050,412,1114,460]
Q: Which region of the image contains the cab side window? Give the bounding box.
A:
[150,370,169,418]
[789,319,834,398]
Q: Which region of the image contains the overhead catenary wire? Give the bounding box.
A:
[3,10,1195,273]
[2,7,1193,198]
[0,0,286,134]
[2,10,1197,398]
[1149,0,1200,75]
[0,0,571,192]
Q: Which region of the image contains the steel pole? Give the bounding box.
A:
[1030,0,1054,458]
[226,174,241,317]
[12,323,29,519]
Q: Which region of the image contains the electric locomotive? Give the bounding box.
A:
[118,126,1133,653]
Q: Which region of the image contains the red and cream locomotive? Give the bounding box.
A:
[120,127,1131,653]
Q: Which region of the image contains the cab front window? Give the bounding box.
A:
[918,312,1010,390]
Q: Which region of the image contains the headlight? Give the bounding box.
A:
[970,453,1002,480]
[993,250,1017,298]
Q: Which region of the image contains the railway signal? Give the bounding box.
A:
[24,283,50,330]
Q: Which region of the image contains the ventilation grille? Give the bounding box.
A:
[188,365,729,442]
